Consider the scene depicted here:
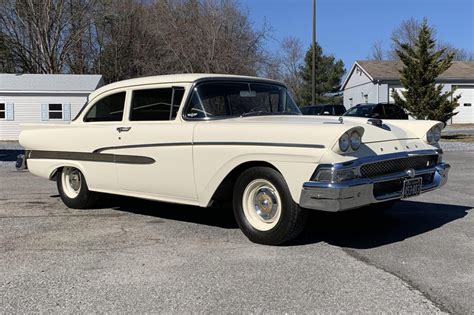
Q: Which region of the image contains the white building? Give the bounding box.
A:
[0,74,103,140]
[341,61,474,124]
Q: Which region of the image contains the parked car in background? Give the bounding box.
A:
[301,104,346,116]
[344,103,408,119]
[18,74,449,245]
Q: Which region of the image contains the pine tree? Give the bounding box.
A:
[392,19,460,123]
[300,43,345,105]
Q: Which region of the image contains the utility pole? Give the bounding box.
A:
[312,0,316,105]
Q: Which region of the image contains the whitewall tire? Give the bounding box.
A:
[57,167,99,209]
[233,166,308,245]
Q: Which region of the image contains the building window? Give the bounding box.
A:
[48,104,63,120]
[0,103,14,120]
[41,103,71,121]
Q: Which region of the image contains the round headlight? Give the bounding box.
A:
[339,133,350,152]
[426,130,434,143]
[432,126,441,142]
[350,131,361,150]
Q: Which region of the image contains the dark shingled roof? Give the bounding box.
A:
[356,60,474,81]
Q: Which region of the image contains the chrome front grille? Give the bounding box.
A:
[360,155,438,178]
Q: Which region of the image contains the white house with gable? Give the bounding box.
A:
[341,61,474,124]
[0,73,103,140]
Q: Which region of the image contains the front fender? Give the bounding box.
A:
[193,148,324,207]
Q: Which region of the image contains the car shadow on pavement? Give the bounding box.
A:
[108,196,238,229]
[105,196,470,248]
[293,200,471,248]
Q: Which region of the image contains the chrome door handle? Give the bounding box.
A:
[116,127,132,133]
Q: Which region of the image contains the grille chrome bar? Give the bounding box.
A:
[360,155,439,178]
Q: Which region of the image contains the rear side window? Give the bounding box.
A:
[130,87,184,121]
[84,92,126,122]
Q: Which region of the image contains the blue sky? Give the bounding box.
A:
[240,0,474,71]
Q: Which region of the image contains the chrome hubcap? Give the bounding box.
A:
[69,172,81,191]
[254,187,278,221]
[242,179,282,231]
[62,167,82,199]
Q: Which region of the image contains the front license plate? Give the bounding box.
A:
[401,177,422,199]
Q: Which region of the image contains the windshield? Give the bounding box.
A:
[184,82,301,119]
[343,105,377,117]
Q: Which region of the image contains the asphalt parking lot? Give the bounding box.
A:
[0,150,472,313]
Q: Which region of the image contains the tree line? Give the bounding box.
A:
[0,0,271,82]
[0,0,346,106]
[0,1,471,113]
[369,17,473,62]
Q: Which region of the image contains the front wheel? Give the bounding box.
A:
[233,167,308,245]
[57,167,99,209]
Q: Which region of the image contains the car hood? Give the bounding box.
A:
[193,115,441,151]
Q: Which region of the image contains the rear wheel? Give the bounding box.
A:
[233,167,307,245]
[57,167,99,209]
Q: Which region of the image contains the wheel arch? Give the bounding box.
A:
[208,161,282,207]
[48,163,87,181]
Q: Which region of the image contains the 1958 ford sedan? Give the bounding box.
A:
[18,74,450,245]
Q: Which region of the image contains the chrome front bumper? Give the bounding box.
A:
[299,151,450,212]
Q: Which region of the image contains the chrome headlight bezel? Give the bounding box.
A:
[432,126,441,142]
[350,131,361,151]
[425,125,443,145]
[426,130,434,143]
[333,127,364,154]
[339,133,350,152]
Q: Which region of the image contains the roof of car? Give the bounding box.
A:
[354,102,397,106]
[89,73,283,100]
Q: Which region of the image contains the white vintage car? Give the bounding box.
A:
[18,74,450,245]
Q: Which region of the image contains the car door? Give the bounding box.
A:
[113,85,197,202]
[79,90,127,191]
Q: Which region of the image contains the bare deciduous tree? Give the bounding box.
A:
[0,0,95,73]
[370,18,474,62]
[368,40,385,61]
[0,0,271,81]
[279,37,304,103]
[259,36,305,104]
[390,17,422,59]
